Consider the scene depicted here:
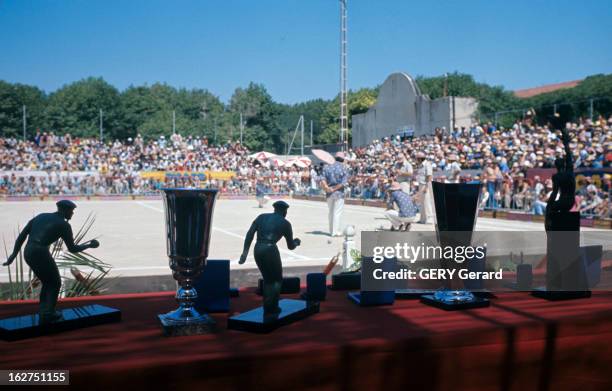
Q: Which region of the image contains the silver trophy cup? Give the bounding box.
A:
[159,188,218,336]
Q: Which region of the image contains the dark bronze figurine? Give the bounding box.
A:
[3,200,100,324]
[545,127,575,230]
[239,201,300,317]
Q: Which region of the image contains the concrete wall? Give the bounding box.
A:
[352,72,478,147]
[429,97,451,131]
[453,97,479,129]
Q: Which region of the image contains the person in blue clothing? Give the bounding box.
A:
[385,182,419,231]
[255,179,270,208]
[321,152,349,237]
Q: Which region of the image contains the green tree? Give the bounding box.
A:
[176,88,225,140]
[316,87,379,145]
[44,77,121,139]
[276,98,329,145]
[524,74,612,126]
[118,85,159,139]
[416,72,520,122]
[228,83,280,151]
[0,81,46,138]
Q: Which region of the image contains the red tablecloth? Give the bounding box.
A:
[2,289,612,390]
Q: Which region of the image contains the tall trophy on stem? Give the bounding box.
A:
[420,182,490,310]
[159,188,218,336]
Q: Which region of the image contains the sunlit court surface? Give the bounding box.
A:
[1,198,605,281]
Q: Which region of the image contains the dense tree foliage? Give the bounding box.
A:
[521,74,612,127]
[416,72,521,120]
[0,73,610,151]
[0,81,46,137]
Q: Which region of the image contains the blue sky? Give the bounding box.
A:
[1,0,610,103]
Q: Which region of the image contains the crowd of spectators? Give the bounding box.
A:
[342,116,612,218]
[1,115,611,218]
[0,132,310,196]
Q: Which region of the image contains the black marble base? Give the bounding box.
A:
[330,272,361,290]
[395,288,435,299]
[227,299,319,333]
[0,305,121,341]
[256,277,301,295]
[531,287,592,301]
[158,313,216,337]
[420,295,490,311]
[348,292,395,307]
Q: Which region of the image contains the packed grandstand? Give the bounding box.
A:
[1,116,610,219]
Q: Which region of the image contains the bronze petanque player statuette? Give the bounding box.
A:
[3,200,100,324]
[545,127,576,230]
[230,200,318,333]
[239,200,301,318]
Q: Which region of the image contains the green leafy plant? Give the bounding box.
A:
[347,249,362,272]
[1,213,113,300]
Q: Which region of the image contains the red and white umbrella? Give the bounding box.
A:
[249,151,277,161]
[270,158,286,168]
[297,156,311,166]
[285,156,311,168]
[312,149,335,165]
[287,159,308,168]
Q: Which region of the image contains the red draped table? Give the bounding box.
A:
[2,288,612,390]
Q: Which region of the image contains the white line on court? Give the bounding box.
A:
[289,199,383,216]
[0,256,336,279]
[135,201,311,260]
[289,199,595,231]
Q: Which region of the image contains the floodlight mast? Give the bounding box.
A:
[339,0,348,152]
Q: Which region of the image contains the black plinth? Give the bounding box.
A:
[330,272,361,290]
[545,211,587,292]
[194,259,230,313]
[420,295,490,311]
[0,304,121,341]
[227,299,319,333]
[256,277,301,295]
[531,287,591,301]
[395,288,436,299]
[348,291,395,306]
[229,288,240,298]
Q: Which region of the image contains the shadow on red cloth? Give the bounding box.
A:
[2,288,612,390]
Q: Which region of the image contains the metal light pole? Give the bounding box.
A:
[240,112,244,144]
[339,0,348,151]
[22,105,26,141]
[99,109,103,142]
[214,115,218,145]
[172,110,176,134]
[443,72,449,97]
[301,115,305,156]
[310,120,313,148]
